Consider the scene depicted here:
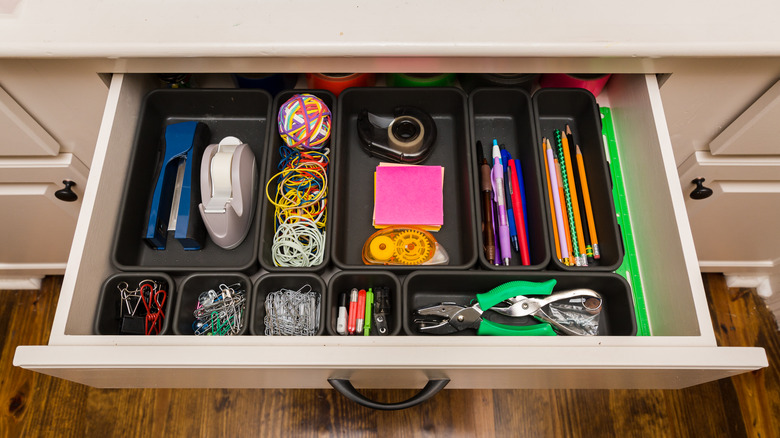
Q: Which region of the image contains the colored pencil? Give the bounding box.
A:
[545,138,569,264]
[576,143,600,259]
[554,157,573,266]
[559,129,587,266]
[554,131,580,265]
[567,126,593,260]
[543,139,562,262]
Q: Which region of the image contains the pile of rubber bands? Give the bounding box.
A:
[266,94,331,267]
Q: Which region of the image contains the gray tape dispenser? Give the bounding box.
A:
[198,136,257,250]
[357,106,437,164]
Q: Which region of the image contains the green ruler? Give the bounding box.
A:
[600,107,650,336]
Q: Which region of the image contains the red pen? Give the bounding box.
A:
[508,160,530,265]
[347,288,358,335]
[356,290,366,334]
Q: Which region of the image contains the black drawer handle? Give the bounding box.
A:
[690,178,713,200]
[54,180,78,202]
[328,377,449,410]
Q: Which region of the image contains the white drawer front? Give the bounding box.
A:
[14,73,767,389]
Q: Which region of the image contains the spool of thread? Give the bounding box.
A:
[539,74,612,96]
[306,73,376,97]
[458,73,538,93]
[232,73,298,96]
[278,94,332,151]
[156,74,193,88]
[387,73,456,87]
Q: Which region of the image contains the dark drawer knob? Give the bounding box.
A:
[690,178,713,200]
[54,180,78,202]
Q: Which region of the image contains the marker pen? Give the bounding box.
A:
[356,290,366,334]
[347,288,358,335]
[364,288,374,336]
[336,293,348,335]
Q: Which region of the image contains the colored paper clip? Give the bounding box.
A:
[145,121,210,250]
[140,281,166,335]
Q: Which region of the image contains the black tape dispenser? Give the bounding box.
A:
[357,106,437,164]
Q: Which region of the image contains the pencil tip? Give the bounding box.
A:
[566,125,572,135]
[576,144,582,153]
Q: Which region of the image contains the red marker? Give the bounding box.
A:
[356,290,366,334]
[347,288,358,335]
[508,160,530,265]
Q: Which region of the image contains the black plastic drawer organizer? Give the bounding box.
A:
[99,86,636,338]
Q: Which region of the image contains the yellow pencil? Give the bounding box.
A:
[561,129,587,266]
[543,138,562,262]
[576,144,600,259]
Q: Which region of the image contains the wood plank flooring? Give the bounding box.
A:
[1,274,778,437]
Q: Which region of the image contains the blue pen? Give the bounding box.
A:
[513,158,530,240]
[500,148,519,253]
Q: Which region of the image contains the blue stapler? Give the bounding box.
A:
[145,121,209,250]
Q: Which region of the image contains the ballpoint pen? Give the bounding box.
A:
[508,160,530,265]
[501,148,520,253]
[476,141,496,265]
[513,158,530,241]
[491,139,511,265]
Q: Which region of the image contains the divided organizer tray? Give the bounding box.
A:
[470,88,551,270]
[331,87,478,271]
[112,89,272,272]
[533,88,624,271]
[258,90,336,272]
[403,271,637,336]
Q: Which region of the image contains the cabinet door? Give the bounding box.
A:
[0,154,88,275]
[0,85,60,156]
[709,79,780,156]
[679,152,780,274]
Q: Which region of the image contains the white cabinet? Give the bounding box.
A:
[0,154,88,278]
[0,62,107,281]
[12,73,767,391]
[0,85,59,156]
[673,75,780,311]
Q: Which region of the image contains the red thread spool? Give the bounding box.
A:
[539,74,612,96]
[306,73,376,97]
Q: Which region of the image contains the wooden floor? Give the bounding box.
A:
[1,274,779,438]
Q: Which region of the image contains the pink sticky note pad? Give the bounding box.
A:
[374,165,443,227]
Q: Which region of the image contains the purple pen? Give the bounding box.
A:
[491,139,511,265]
[492,200,500,265]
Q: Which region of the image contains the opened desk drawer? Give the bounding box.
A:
[13,73,767,390]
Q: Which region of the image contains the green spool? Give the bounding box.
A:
[387,73,456,87]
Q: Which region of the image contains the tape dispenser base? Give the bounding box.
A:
[357,106,437,164]
[362,226,449,266]
[198,136,257,250]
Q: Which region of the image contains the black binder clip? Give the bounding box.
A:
[372,287,391,336]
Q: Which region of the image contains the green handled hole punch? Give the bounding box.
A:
[414,280,602,336]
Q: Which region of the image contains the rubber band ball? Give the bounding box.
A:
[278,94,332,151]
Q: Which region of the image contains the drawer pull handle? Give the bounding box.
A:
[690,178,713,200]
[328,377,449,410]
[54,180,78,202]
